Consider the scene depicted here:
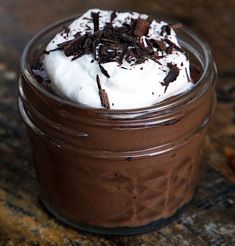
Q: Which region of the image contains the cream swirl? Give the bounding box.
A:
[44,9,193,109]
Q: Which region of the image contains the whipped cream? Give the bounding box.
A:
[44,9,194,109]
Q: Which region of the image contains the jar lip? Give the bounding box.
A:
[21,14,215,116]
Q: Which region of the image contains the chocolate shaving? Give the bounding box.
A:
[71,50,85,61]
[83,35,93,48]
[74,31,81,38]
[148,54,162,65]
[165,38,184,53]
[96,74,102,90]
[96,75,110,109]
[147,16,153,24]
[160,25,171,36]
[110,11,117,22]
[134,18,150,36]
[145,39,154,54]
[161,63,180,92]
[92,11,100,32]
[44,47,61,54]
[57,39,72,49]
[63,26,70,37]
[34,74,43,83]
[158,41,167,52]
[151,40,167,52]
[99,64,110,78]
[120,33,138,46]
[86,24,91,30]
[166,45,173,54]
[83,17,92,21]
[64,35,88,56]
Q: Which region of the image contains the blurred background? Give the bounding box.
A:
[0,1,235,245]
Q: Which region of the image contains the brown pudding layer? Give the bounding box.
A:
[19,63,216,228]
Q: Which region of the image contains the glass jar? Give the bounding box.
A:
[18,16,217,235]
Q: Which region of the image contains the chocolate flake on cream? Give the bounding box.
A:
[96,74,110,109]
[161,63,180,92]
[160,25,171,36]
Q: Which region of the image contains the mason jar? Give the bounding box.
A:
[18,16,217,235]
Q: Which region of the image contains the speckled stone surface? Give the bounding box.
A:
[0,1,235,245]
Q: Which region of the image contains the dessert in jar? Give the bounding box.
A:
[19,9,217,235]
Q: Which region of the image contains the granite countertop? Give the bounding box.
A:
[0,1,235,245]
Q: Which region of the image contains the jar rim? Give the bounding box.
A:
[20,14,215,117]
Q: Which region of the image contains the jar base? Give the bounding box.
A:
[40,196,192,236]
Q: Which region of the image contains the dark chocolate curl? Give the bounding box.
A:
[134,18,150,36]
[96,75,110,109]
[161,63,180,92]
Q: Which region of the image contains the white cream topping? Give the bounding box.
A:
[44,9,193,109]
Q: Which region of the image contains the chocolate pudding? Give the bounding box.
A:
[19,9,217,234]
